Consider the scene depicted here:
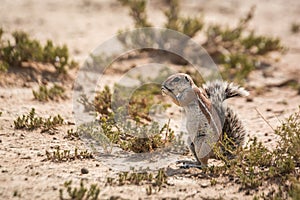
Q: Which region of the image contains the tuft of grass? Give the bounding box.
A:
[0,28,77,74]
[32,84,66,101]
[45,146,93,162]
[14,108,64,132]
[59,180,100,200]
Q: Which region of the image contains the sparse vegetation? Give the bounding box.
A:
[117,0,284,84]
[59,180,100,200]
[0,28,77,74]
[14,108,64,132]
[106,168,167,194]
[208,107,300,198]
[45,146,93,162]
[78,78,178,153]
[33,84,66,101]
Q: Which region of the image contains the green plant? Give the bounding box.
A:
[0,28,77,74]
[45,146,93,162]
[14,108,64,132]
[33,84,66,101]
[59,180,100,200]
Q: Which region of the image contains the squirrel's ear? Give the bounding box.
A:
[185,75,192,85]
[184,75,190,82]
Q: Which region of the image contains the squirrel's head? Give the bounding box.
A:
[161,73,195,106]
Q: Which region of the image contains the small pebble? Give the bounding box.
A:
[246,97,253,102]
[81,168,89,174]
[200,182,209,188]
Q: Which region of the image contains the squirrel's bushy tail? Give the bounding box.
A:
[203,80,247,157]
[203,80,249,103]
[222,106,246,154]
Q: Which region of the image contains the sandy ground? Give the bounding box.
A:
[0,0,300,199]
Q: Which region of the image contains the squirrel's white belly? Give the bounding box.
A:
[184,103,210,140]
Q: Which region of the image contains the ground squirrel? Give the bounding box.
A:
[161,73,248,166]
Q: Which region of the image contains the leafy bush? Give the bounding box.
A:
[0,28,77,74]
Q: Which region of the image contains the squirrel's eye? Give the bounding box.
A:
[173,77,180,82]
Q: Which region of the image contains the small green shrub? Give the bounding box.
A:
[14,108,64,132]
[0,28,77,74]
[33,84,66,101]
[59,180,100,200]
[45,146,93,162]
